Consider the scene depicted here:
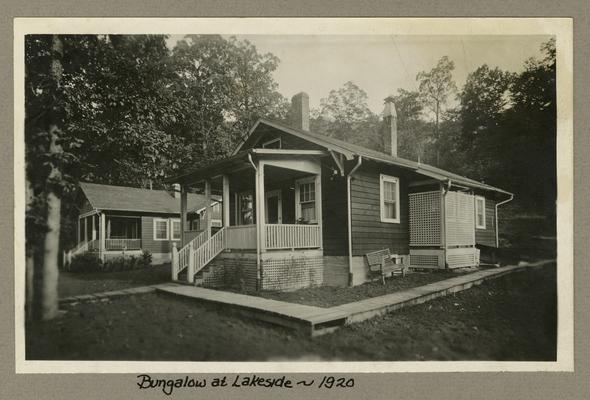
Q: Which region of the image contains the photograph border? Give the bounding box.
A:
[13,17,573,374]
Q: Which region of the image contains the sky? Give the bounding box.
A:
[167,34,551,114]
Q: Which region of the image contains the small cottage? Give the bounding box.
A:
[167,92,513,290]
[65,182,221,265]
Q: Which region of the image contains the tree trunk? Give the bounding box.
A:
[25,178,34,321]
[435,101,440,166]
[39,35,64,321]
[41,184,61,320]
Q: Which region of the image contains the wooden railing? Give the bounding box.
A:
[172,229,209,281]
[265,224,321,250]
[105,238,141,250]
[192,228,226,282]
[63,239,98,268]
[225,225,257,249]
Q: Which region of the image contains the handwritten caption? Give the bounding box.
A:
[137,374,355,395]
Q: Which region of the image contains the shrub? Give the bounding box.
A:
[68,252,103,273]
[141,250,152,267]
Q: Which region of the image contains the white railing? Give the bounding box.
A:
[225,225,257,249]
[105,238,141,250]
[192,228,226,282]
[172,230,209,281]
[265,224,321,250]
[63,239,99,268]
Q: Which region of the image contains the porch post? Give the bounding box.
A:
[77,217,80,244]
[222,175,230,227]
[204,179,212,236]
[84,217,88,243]
[92,214,96,240]
[180,185,188,245]
[255,162,266,253]
[315,171,323,250]
[99,213,106,262]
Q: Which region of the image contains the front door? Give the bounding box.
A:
[265,190,282,224]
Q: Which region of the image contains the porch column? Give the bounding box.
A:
[315,172,323,250]
[99,213,106,262]
[204,179,212,236]
[222,175,230,227]
[92,214,96,240]
[255,162,266,253]
[77,217,80,244]
[84,217,88,243]
[180,185,188,245]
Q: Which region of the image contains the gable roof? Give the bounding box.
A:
[79,182,218,214]
[233,118,512,196]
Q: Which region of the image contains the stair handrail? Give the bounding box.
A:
[189,227,226,283]
[172,229,210,281]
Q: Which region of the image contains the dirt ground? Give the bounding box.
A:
[27,264,556,361]
[222,269,473,308]
[58,264,171,298]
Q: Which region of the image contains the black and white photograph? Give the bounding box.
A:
[14,18,573,372]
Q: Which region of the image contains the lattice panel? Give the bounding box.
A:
[409,191,441,246]
[262,256,324,291]
[446,247,478,268]
[445,192,475,247]
[410,254,440,267]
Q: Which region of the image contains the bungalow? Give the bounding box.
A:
[167,92,513,291]
[65,182,221,265]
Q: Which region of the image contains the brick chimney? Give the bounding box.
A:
[172,183,181,199]
[290,92,310,131]
[382,96,398,157]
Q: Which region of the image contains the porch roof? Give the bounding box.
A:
[167,148,328,185]
[80,182,216,215]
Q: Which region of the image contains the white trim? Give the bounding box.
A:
[475,196,486,229]
[295,176,317,224]
[265,189,283,224]
[380,174,401,224]
[153,218,169,241]
[261,137,281,149]
[170,218,182,241]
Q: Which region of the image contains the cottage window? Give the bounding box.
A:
[475,196,486,229]
[380,174,400,223]
[238,192,254,225]
[171,219,181,240]
[296,177,316,223]
[153,219,169,240]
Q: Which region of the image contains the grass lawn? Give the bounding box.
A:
[221,269,475,308]
[27,264,556,361]
[58,264,171,298]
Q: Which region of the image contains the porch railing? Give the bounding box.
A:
[265,224,321,250]
[63,239,98,268]
[225,225,257,249]
[193,228,226,279]
[105,238,141,250]
[173,229,209,281]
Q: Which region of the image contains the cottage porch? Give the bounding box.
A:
[172,149,327,288]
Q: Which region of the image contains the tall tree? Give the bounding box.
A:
[391,88,430,162]
[416,56,457,165]
[311,81,381,150]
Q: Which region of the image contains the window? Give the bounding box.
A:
[171,219,181,240]
[153,219,169,240]
[380,174,400,223]
[475,196,486,229]
[238,192,254,225]
[296,177,317,223]
[262,138,281,149]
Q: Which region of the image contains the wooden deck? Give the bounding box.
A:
[157,260,554,336]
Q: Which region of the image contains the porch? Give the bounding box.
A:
[171,149,327,288]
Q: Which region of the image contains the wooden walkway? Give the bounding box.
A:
[157,260,554,336]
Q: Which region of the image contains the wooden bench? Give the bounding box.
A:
[365,249,408,284]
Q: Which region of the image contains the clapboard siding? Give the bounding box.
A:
[350,164,409,256]
[475,198,497,247]
[141,216,179,254]
[321,162,348,256]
